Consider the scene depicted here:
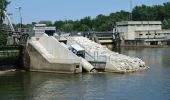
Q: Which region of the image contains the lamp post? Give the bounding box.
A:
[15,6,22,32]
[129,0,133,21]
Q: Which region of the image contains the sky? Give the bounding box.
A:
[7,0,169,24]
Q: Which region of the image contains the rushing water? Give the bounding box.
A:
[0,48,170,100]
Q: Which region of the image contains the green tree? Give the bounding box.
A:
[54,20,65,31]
[0,33,7,45]
[0,0,10,30]
[0,0,10,45]
[80,16,92,30]
[53,2,170,32]
[63,23,73,32]
[163,2,170,20]
[132,5,153,21]
[73,20,81,32]
[163,19,170,29]
[79,24,89,32]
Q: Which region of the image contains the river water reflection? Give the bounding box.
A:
[0,47,170,100]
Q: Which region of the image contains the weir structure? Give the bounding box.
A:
[67,36,148,73]
[27,34,82,73]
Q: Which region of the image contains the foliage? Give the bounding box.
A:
[0,0,10,29]
[0,33,7,45]
[13,2,170,32]
[163,19,170,29]
[39,20,53,26]
[132,2,170,29]
[53,10,129,32]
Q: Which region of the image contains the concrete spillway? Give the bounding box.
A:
[27,34,82,73]
[54,38,96,73]
[69,36,148,73]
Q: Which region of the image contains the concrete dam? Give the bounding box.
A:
[27,34,96,73]
[67,36,148,73]
[26,33,148,73]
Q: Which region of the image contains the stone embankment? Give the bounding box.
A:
[70,36,149,73]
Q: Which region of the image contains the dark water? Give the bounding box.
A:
[0,48,170,100]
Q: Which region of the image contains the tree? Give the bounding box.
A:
[0,33,7,45]
[93,14,108,31]
[0,0,10,30]
[79,24,89,32]
[163,2,170,20]
[63,23,73,32]
[54,20,65,31]
[0,0,10,45]
[132,2,170,29]
[80,16,92,30]
[132,5,153,21]
[163,19,170,29]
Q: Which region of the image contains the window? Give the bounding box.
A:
[129,24,135,26]
[45,30,55,36]
[146,34,151,35]
[139,34,143,36]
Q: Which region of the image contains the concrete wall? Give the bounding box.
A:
[117,21,162,40]
[38,35,78,59]
[34,25,56,37]
[135,31,165,39]
[27,34,82,73]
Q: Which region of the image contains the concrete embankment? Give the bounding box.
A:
[27,34,82,73]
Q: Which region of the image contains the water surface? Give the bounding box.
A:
[0,48,170,100]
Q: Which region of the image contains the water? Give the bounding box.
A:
[0,48,170,100]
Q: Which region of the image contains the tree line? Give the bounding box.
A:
[1,1,170,33]
[52,2,170,32]
[0,0,10,30]
[0,0,10,45]
[132,2,170,29]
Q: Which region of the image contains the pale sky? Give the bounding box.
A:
[7,0,169,24]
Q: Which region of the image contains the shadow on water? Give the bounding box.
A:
[0,72,109,100]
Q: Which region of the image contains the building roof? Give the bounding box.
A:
[116,21,162,26]
[35,24,46,27]
[70,44,85,51]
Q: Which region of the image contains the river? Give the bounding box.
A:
[0,47,170,100]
